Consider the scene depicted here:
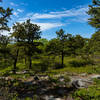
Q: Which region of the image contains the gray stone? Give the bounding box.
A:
[80,73,87,77]
[90,75,100,79]
[43,95,63,100]
[71,79,91,89]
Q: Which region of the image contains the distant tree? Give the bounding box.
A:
[46,38,60,56]
[36,38,48,55]
[56,29,67,68]
[73,35,85,55]
[46,30,75,68]
[38,38,48,45]
[55,29,75,68]
[81,38,90,55]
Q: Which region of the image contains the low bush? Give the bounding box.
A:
[72,79,100,100]
[53,62,66,69]
[32,57,52,72]
[69,59,94,67]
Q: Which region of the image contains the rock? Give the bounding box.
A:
[43,95,63,100]
[55,98,63,100]
[72,79,89,89]
[80,73,87,77]
[0,77,5,79]
[59,76,64,82]
[44,95,54,100]
[66,96,74,100]
[90,75,100,79]
[40,75,49,80]
[16,70,28,74]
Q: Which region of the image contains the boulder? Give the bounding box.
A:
[90,75,100,79]
[71,79,92,89]
[43,95,63,100]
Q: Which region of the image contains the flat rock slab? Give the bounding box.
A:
[90,75,100,79]
[43,95,64,100]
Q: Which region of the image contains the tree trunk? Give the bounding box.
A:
[29,56,32,69]
[61,50,64,68]
[25,56,27,64]
[13,49,19,74]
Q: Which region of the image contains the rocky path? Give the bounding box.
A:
[0,73,100,100]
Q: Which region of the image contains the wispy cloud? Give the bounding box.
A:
[10,2,18,6]
[18,19,64,31]
[20,3,28,6]
[17,9,24,13]
[12,5,89,31]
[32,22,64,31]
[26,6,88,21]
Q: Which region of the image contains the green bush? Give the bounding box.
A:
[32,57,51,72]
[69,59,94,67]
[53,62,66,69]
[72,79,100,100]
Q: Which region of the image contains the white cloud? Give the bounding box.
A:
[10,2,18,6]
[32,22,64,31]
[18,19,64,31]
[11,5,89,32]
[70,16,89,23]
[17,9,24,13]
[28,6,88,20]
[20,3,28,6]
[21,5,89,23]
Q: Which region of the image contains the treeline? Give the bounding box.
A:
[0,0,100,73]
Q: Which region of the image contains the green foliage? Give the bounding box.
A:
[69,59,93,67]
[0,6,12,31]
[88,0,100,30]
[49,75,70,87]
[53,62,66,69]
[37,57,50,72]
[89,31,100,54]
[73,79,100,100]
[87,0,100,55]
[10,19,41,72]
[46,38,60,55]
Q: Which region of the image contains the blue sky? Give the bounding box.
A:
[0,0,95,39]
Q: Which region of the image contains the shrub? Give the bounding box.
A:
[69,59,94,67]
[72,79,100,100]
[33,57,51,72]
[53,62,66,69]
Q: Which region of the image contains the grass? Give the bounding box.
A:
[49,65,100,75]
[0,56,100,100]
[0,56,99,77]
